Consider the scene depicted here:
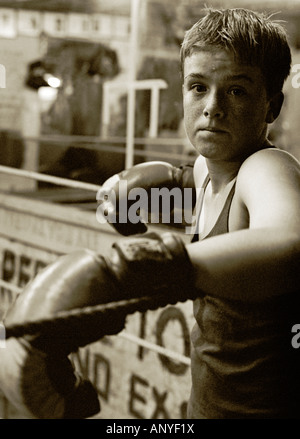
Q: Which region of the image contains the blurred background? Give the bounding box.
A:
[0,0,299,194]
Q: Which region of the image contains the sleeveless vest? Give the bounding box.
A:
[188,176,300,419]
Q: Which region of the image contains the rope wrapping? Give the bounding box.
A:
[4,287,200,352]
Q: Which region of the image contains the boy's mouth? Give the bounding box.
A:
[200,126,227,133]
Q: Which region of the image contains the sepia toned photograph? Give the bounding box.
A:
[0,0,299,423]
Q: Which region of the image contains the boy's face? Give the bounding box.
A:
[183,48,274,161]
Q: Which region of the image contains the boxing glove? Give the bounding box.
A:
[107,231,195,301]
[1,232,194,419]
[96,161,195,236]
[0,249,127,419]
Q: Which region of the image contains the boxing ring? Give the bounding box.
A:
[0,159,194,419]
[0,16,194,414]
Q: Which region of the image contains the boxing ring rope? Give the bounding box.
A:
[0,165,101,192]
[20,134,194,162]
[0,279,191,366]
[0,165,191,366]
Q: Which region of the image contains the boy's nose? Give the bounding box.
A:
[203,91,225,119]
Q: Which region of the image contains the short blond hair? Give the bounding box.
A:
[180,8,291,97]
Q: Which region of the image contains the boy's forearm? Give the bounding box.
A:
[186,228,300,302]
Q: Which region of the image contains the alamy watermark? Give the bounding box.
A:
[96,181,200,235]
[291,324,300,349]
[292,64,300,89]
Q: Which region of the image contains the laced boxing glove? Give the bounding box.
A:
[0,250,126,419]
[0,232,194,419]
[96,161,195,236]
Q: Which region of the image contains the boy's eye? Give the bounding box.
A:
[191,84,207,93]
[229,87,246,96]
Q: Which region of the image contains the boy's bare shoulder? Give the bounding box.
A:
[236,147,300,204]
[238,147,300,183]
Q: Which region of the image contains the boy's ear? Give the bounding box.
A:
[266,91,284,123]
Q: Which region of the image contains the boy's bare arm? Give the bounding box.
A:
[187,148,300,302]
